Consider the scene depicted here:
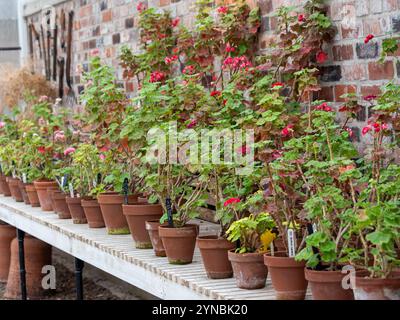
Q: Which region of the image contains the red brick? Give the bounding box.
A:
[102,10,112,23]
[361,85,381,97]
[341,25,361,39]
[335,85,357,102]
[160,0,170,6]
[363,18,383,36]
[332,44,354,61]
[79,5,92,18]
[342,64,367,81]
[368,61,395,80]
[316,86,334,102]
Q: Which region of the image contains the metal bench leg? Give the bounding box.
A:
[17,229,27,300]
[74,258,84,300]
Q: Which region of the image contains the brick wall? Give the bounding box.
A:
[24,0,400,144]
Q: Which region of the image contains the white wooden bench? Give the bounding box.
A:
[0,195,311,300]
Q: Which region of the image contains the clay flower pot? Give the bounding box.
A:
[122,203,163,248]
[305,268,354,300]
[5,235,52,299]
[18,181,31,205]
[33,180,58,211]
[145,220,166,257]
[65,196,87,224]
[7,177,23,202]
[159,224,198,264]
[0,175,11,196]
[353,271,400,300]
[228,250,268,289]
[25,184,40,207]
[0,224,15,282]
[197,236,236,279]
[47,187,61,213]
[264,252,308,300]
[52,192,71,219]
[81,198,105,228]
[97,192,137,235]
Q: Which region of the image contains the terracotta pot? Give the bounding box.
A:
[0,175,11,196]
[33,180,58,211]
[145,220,166,257]
[97,193,138,235]
[264,252,308,300]
[47,188,60,213]
[7,178,23,202]
[353,271,400,300]
[65,196,87,224]
[18,181,31,205]
[81,198,105,228]
[4,235,52,299]
[158,224,198,264]
[305,268,354,300]
[0,224,15,282]
[52,192,71,219]
[25,184,40,207]
[228,250,268,289]
[197,236,235,279]
[122,203,163,248]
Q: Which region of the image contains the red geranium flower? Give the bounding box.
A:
[298,14,305,22]
[210,90,221,97]
[217,6,228,14]
[281,124,294,137]
[37,146,46,154]
[137,2,146,12]
[225,43,235,53]
[316,51,328,63]
[364,34,374,44]
[165,55,178,64]
[187,119,197,129]
[272,82,284,88]
[182,65,195,75]
[316,102,332,112]
[223,197,241,207]
[150,71,165,83]
[362,126,371,135]
[364,95,377,101]
[171,18,180,28]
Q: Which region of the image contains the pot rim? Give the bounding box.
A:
[228,249,264,262]
[264,251,306,268]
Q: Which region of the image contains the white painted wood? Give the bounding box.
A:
[0,195,310,300]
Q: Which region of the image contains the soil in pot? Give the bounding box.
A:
[159,224,198,264]
[33,180,58,211]
[4,235,52,299]
[264,252,308,300]
[122,204,163,248]
[25,184,40,207]
[97,193,138,235]
[52,192,71,219]
[0,175,11,197]
[353,271,400,300]
[18,181,30,205]
[81,198,105,228]
[0,224,15,282]
[198,236,236,279]
[228,250,268,289]
[145,220,166,257]
[7,178,23,202]
[305,268,354,300]
[65,196,87,224]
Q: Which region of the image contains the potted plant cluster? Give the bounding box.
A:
[0,0,399,300]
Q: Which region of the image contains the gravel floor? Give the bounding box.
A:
[0,260,120,300]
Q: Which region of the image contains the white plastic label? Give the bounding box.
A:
[287,229,296,257]
[61,176,65,187]
[270,242,274,256]
[69,183,74,198]
[22,173,27,184]
[312,223,317,233]
[12,169,16,178]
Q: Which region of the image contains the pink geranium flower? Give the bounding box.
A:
[187,119,197,129]
[0,121,5,129]
[217,6,228,14]
[64,147,76,156]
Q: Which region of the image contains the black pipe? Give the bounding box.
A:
[74,258,84,300]
[16,229,27,300]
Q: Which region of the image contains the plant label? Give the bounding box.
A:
[270,242,274,256]
[166,197,174,227]
[287,229,296,257]
[22,173,27,184]
[312,223,317,233]
[61,176,65,188]
[69,183,74,198]
[12,169,16,178]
